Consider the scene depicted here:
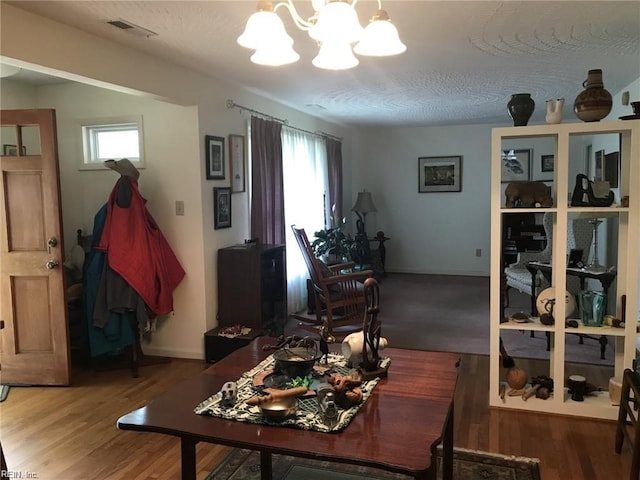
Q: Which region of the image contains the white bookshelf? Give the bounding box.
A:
[490,120,640,419]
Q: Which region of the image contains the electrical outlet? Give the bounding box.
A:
[175,200,184,216]
[475,248,482,257]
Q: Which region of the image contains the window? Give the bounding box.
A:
[80,116,145,169]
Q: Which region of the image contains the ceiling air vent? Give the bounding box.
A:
[106,19,158,38]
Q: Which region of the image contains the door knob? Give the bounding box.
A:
[46,259,59,270]
[47,237,58,248]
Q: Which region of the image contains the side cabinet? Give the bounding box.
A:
[217,244,287,334]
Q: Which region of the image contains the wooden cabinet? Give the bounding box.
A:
[217,244,287,334]
[490,120,640,419]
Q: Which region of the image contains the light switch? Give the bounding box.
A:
[175,200,184,216]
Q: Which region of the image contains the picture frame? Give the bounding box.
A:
[501,149,531,182]
[418,156,462,193]
[534,154,555,181]
[594,149,605,181]
[205,135,225,180]
[604,151,619,188]
[228,134,246,193]
[2,144,26,156]
[213,187,231,229]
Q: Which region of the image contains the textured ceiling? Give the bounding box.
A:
[4,1,640,127]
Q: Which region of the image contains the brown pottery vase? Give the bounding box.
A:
[574,69,612,122]
[507,93,535,126]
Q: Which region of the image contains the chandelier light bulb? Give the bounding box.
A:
[238,10,292,49]
[354,10,406,57]
[251,41,300,66]
[309,1,363,44]
[312,41,359,70]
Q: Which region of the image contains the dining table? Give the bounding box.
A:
[117,337,460,480]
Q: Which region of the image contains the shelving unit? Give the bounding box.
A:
[490,120,640,419]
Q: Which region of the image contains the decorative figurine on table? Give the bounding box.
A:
[319,319,335,364]
[341,277,389,380]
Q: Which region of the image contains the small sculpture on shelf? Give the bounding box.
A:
[570,174,614,207]
[499,337,528,397]
[505,181,553,208]
[523,375,554,400]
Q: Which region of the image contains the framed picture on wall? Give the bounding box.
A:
[594,149,605,181]
[501,149,530,182]
[228,134,246,193]
[418,156,462,192]
[535,154,554,181]
[205,135,225,180]
[604,151,619,188]
[214,187,231,229]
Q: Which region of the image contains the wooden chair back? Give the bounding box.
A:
[291,225,373,338]
[615,368,640,480]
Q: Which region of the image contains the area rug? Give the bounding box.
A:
[207,447,541,480]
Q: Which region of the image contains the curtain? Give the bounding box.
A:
[282,127,328,314]
[326,138,343,225]
[250,116,285,244]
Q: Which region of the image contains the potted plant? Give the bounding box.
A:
[311,207,356,264]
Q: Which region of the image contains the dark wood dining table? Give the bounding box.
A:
[117,337,460,480]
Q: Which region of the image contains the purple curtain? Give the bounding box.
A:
[250,116,285,244]
[326,138,343,224]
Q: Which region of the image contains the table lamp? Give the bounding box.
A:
[351,190,376,235]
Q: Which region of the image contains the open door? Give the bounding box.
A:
[0,109,70,385]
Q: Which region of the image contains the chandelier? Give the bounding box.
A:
[237,0,406,70]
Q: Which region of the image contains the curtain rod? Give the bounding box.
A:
[226,99,343,142]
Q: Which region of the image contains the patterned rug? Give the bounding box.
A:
[206,447,541,480]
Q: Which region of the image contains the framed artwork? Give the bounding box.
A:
[535,154,555,181]
[501,149,530,182]
[2,144,26,156]
[213,187,231,229]
[205,135,225,180]
[228,134,246,193]
[594,149,605,181]
[418,156,462,193]
[604,151,619,188]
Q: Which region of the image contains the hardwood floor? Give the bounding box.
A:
[0,354,632,479]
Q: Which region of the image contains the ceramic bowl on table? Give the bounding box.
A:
[259,397,297,422]
[272,347,322,379]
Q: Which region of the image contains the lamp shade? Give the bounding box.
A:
[354,10,406,57]
[352,191,377,214]
[237,10,292,49]
[312,41,359,70]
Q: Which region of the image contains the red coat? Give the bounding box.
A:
[96,177,185,315]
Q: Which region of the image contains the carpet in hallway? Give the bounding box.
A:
[288,273,613,366]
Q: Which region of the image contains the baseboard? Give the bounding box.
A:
[386,268,489,277]
[142,345,203,360]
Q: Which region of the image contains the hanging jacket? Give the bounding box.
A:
[96,177,185,315]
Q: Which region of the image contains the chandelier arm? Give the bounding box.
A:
[274,1,315,31]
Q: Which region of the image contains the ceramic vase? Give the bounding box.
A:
[574,69,612,122]
[507,93,535,126]
[545,98,564,124]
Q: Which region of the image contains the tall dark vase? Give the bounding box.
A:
[507,93,535,126]
[574,69,612,122]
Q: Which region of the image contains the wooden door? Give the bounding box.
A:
[0,109,70,385]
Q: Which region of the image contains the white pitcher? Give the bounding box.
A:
[545,98,564,124]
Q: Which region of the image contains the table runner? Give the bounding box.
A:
[194,352,391,433]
